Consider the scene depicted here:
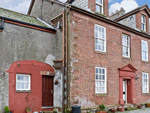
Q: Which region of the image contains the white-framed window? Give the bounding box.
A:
[142,72,149,93]
[96,0,103,13]
[95,67,107,94]
[16,74,31,90]
[95,24,106,52]
[122,34,130,57]
[141,40,148,61]
[141,14,146,31]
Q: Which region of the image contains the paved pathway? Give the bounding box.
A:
[117,108,150,113]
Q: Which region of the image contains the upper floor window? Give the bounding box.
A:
[142,72,149,93]
[96,0,103,14]
[122,34,130,57]
[16,74,31,91]
[95,24,106,52]
[95,67,107,94]
[141,15,146,31]
[141,40,148,61]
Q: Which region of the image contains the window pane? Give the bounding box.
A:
[96,5,100,12]
[21,83,24,89]
[96,74,98,79]
[17,83,20,89]
[96,68,98,73]
[17,75,20,81]
[25,83,28,89]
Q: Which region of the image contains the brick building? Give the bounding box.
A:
[28,0,150,110]
[1,0,150,112]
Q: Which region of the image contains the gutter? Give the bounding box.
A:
[70,5,150,39]
[36,17,55,29]
[0,16,56,33]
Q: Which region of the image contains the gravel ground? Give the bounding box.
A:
[117,108,150,113]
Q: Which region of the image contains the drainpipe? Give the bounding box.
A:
[0,19,4,30]
[41,0,44,19]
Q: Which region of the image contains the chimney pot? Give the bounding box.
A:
[115,10,118,13]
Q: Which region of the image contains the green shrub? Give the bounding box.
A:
[4,106,9,113]
[99,104,105,111]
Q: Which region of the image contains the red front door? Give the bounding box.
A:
[42,76,53,106]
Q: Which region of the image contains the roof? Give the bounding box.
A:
[0,7,50,28]
[114,4,150,22]
[27,0,150,38]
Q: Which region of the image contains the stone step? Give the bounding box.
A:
[43,111,53,113]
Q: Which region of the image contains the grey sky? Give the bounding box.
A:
[0,0,32,14]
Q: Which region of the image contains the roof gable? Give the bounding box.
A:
[114,4,150,22]
[118,64,137,72]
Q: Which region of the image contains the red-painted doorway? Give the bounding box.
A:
[42,76,54,106]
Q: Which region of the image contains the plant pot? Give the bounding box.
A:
[26,111,32,113]
[138,105,142,109]
[146,103,150,107]
[110,108,116,112]
[118,108,125,112]
[100,111,107,113]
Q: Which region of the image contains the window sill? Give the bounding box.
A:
[95,93,107,97]
[142,93,150,95]
[122,56,131,60]
[16,90,32,93]
[95,50,107,55]
[142,60,149,63]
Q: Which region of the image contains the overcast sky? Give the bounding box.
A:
[0,0,149,15]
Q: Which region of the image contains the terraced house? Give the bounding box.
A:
[1,0,150,113]
[28,0,150,110]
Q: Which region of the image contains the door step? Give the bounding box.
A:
[43,111,53,113]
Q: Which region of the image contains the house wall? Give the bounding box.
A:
[68,10,150,108]
[136,10,149,34]
[0,22,61,112]
[30,0,65,108]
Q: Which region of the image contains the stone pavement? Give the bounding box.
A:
[117,108,150,113]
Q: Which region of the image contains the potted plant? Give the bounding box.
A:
[110,108,116,112]
[26,108,32,113]
[53,109,57,113]
[118,106,125,112]
[96,104,107,113]
[137,104,143,109]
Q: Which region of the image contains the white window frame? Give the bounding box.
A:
[142,72,149,93]
[141,40,148,61]
[96,0,103,14]
[16,74,31,91]
[95,24,106,52]
[141,14,146,31]
[95,67,107,94]
[122,34,130,58]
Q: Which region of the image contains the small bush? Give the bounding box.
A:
[4,106,9,112]
[99,104,105,111]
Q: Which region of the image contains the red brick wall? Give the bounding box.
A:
[69,11,150,108]
[88,0,109,17]
[136,10,149,34]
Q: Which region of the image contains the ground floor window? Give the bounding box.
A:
[95,67,107,94]
[16,74,31,90]
[142,72,149,93]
